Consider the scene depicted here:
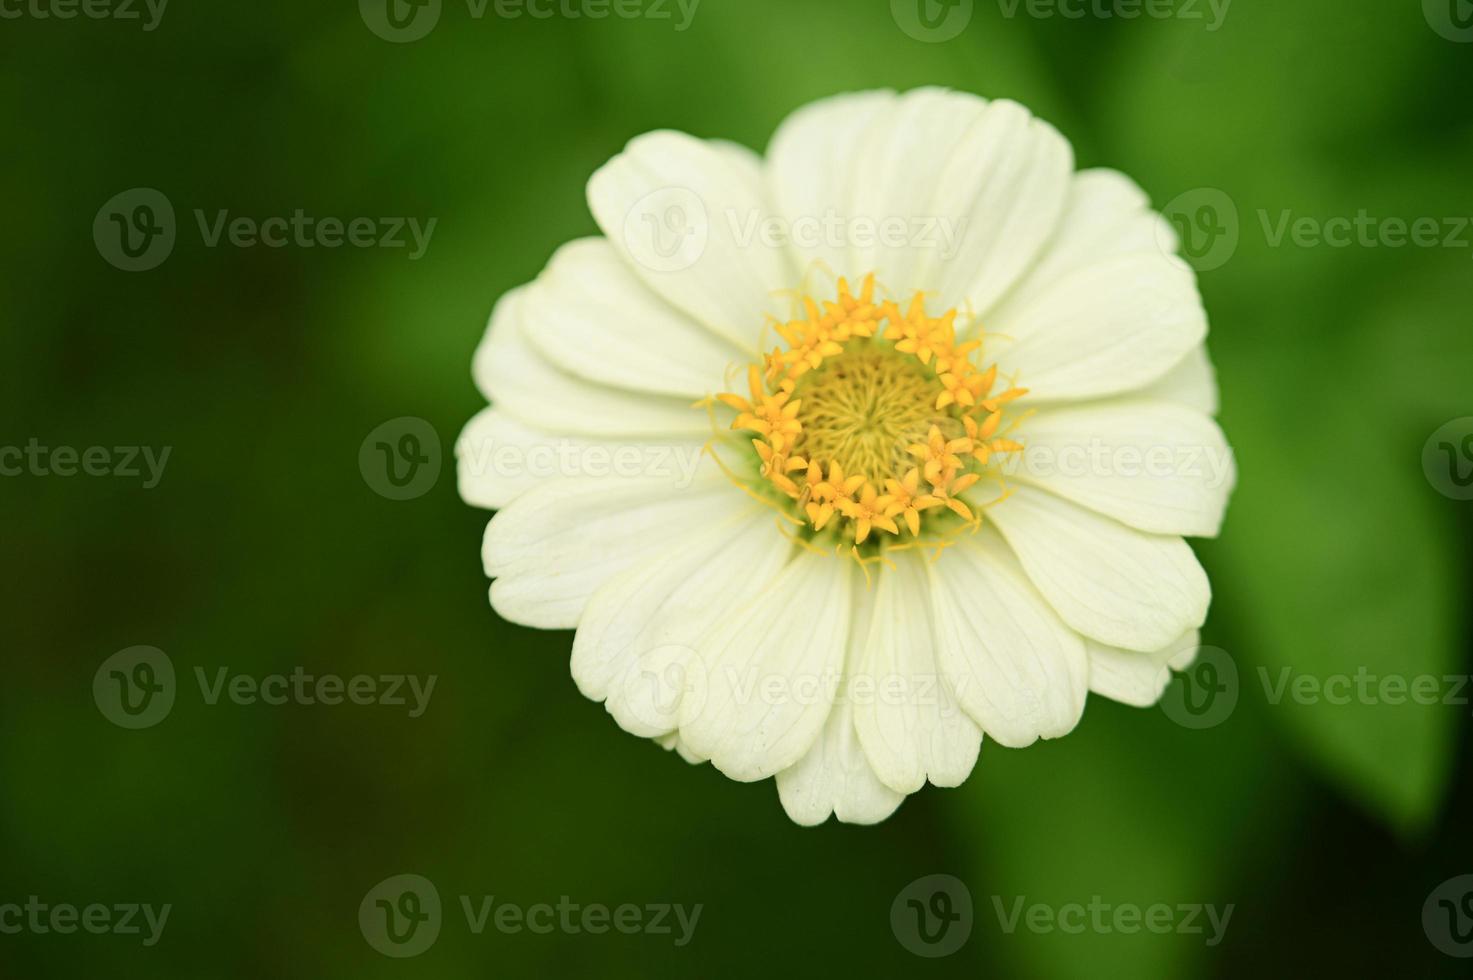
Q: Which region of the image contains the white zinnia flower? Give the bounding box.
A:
[458,88,1234,826]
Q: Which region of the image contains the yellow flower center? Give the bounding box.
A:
[715,275,1028,547]
[792,346,950,488]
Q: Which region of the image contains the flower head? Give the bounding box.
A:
[459,88,1235,826]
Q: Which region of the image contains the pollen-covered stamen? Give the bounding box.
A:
[719,275,1027,546]
[838,483,900,545]
[884,468,941,537]
[964,413,1024,465]
[717,365,802,452]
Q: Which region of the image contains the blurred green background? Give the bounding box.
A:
[2,0,1471,976]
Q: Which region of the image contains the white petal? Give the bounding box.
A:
[972,168,1201,400]
[842,88,994,293]
[764,90,1071,310]
[776,698,903,827]
[927,527,1088,748]
[986,253,1208,402]
[709,140,772,202]
[481,471,735,630]
[986,484,1211,653]
[1138,344,1220,416]
[654,731,708,765]
[457,407,547,510]
[679,552,852,781]
[1006,398,1235,537]
[1087,630,1201,708]
[932,99,1074,314]
[854,550,982,794]
[473,288,711,438]
[775,580,903,826]
[1169,644,1201,671]
[587,130,793,352]
[987,168,1177,315]
[521,238,743,398]
[456,407,706,511]
[570,507,790,737]
[766,89,897,276]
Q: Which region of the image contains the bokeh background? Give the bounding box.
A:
[3,0,1471,976]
